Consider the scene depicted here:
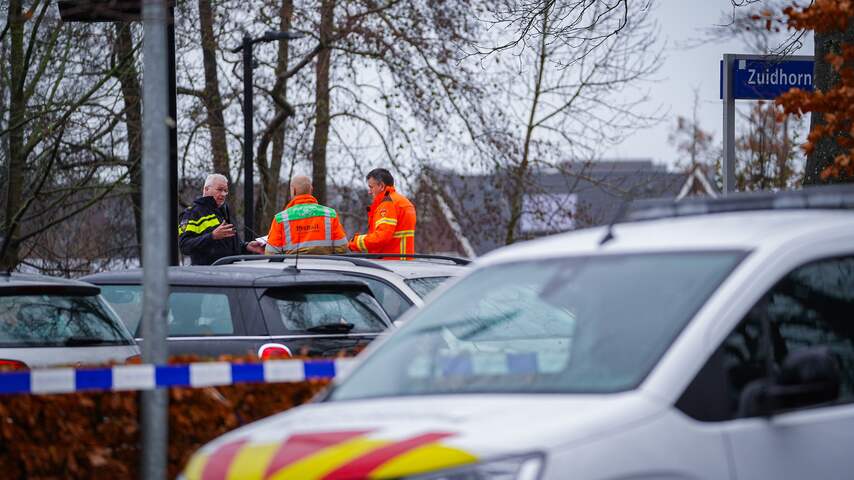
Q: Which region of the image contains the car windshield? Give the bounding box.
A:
[329,252,744,400]
[0,294,134,347]
[404,276,450,298]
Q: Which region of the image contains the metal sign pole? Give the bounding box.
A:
[141,0,171,477]
[722,54,736,195]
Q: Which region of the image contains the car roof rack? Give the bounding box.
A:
[344,253,471,265]
[214,253,471,268]
[211,254,394,272]
[626,185,854,223]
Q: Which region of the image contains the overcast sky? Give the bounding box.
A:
[602,0,814,169]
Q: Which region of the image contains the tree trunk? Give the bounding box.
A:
[1,0,25,270]
[113,23,144,260]
[270,0,293,211]
[256,0,294,231]
[803,23,854,185]
[505,7,549,245]
[311,0,335,205]
[198,0,231,180]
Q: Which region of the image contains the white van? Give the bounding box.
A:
[181,187,854,480]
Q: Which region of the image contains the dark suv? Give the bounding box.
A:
[81,265,391,358]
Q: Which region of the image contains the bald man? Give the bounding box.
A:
[265,175,348,255]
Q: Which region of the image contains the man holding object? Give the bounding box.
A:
[178,173,264,265]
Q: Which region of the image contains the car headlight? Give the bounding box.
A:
[403,453,544,480]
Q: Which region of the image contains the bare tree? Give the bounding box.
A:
[310,0,335,205]
[668,88,719,174]
[1,1,138,271]
[255,0,296,232]
[197,0,232,180]
[111,22,143,259]
[466,1,662,244]
[735,101,803,190]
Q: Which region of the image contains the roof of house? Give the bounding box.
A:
[422,160,693,255]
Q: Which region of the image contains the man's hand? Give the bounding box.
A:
[212,223,236,240]
[246,241,264,254]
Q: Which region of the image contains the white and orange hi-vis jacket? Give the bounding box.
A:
[265,194,348,255]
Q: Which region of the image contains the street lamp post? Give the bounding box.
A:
[231,31,304,241]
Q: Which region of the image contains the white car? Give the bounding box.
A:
[213,254,469,321]
[182,187,854,480]
[0,273,139,368]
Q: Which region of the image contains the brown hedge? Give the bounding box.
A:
[0,355,332,479]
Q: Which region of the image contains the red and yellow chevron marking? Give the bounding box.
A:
[182,430,478,480]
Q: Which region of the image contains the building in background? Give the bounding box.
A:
[416,160,717,257]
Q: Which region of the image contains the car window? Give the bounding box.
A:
[356,276,413,320]
[404,276,450,298]
[99,285,237,336]
[99,285,144,332]
[168,292,234,336]
[713,255,854,418]
[329,252,743,401]
[264,289,388,333]
[0,294,134,347]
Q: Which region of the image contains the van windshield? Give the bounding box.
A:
[329,252,743,399]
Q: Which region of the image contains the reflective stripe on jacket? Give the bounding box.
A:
[265,194,348,255]
[349,186,416,259]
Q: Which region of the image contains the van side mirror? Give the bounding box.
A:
[738,346,840,417]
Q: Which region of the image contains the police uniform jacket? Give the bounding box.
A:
[178,196,248,265]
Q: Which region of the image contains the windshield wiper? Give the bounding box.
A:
[306,323,355,334]
[62,337,111,346]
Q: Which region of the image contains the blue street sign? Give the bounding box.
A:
[720,58,815,100]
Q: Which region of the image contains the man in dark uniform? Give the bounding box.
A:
[178,173,264,265]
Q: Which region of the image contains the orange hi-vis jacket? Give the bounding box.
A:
[349,186,416,259]
[265,194,348,255]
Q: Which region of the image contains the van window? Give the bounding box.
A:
[697,255,854,420]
